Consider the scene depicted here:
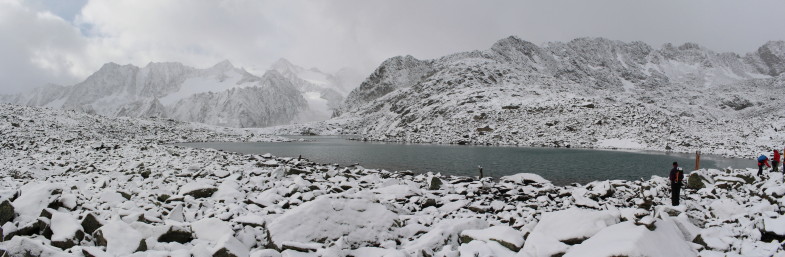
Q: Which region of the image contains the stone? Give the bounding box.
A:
[51,230,85,250]
[81,213,103,235]
[686,173,706,189]
[184,188,218,199]
[0,200,14,225]
[12,219,45,237]
[286,168,309,176]
[158,226,193,244]
[422,198,438,208]
[428,177,443,190]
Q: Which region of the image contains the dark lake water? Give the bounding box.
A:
[175,136,754,185]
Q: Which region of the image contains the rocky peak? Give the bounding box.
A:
[270,58,303,74]
[338,55,434,115]
[94,62,137,75]
[756,41,785,76]
[490,36,542,57]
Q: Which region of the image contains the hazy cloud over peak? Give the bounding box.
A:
[1,0,784,94]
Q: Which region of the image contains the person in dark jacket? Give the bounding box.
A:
[773,150,781,173]
[669,162,684,206]
[758,154,771,176]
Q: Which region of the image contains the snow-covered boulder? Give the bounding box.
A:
[268,196,399,249]
[500,173,550,185]
[192,218,234,243]
[458,240,517,257]
[11,182,61,223]
[50,211,84,249]
[250,249,282,257]
[563,220,697,257]
[0,236,70,257]
[404,218,489,255]
[521,208,619,256]
[762,216,785,242]
[179,181,218,199]
[157,225,194,244]
[212,234,250,257]
[459,225,524,251]
[95,220,146,255]
[709,198,745,220]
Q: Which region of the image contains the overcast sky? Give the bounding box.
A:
[1,0,784,94]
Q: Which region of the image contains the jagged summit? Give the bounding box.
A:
[270,58,301,73]
[209,59,236,71]
[8,58,362,128]
[323,35,785,151]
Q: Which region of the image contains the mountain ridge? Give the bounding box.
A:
[280,36,785,158]
[1,59,361,128]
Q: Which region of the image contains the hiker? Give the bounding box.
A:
[758,153,771,176]
[774,150,781,173]
[669,162,684,206]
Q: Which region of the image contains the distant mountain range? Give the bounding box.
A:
[4,35,785,156]
[0,59,362,127]
[280,36,785,157]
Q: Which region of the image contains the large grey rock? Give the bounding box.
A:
[428,177,443,190]
[81,212,103,235]
[158,226,193,244]
[0,200,14,224]
[183,188,218,199]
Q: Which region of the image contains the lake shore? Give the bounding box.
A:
[174,138,753,186]
[1,104,784,256]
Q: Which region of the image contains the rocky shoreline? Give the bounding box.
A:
[2,104,785,256]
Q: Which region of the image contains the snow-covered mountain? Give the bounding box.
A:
[270,58,364,120]
[168,71,307,127]
[1,59,361,127]
[303,37,785,157]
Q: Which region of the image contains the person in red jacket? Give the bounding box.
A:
[774,150,781,173]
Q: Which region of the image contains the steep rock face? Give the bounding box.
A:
[748,41,785,76]
[320,36,785,155]
[168,71,307,127]
[115,98,168,118]
[339,56,434,115]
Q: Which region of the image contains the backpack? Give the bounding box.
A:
[758,155,768,162]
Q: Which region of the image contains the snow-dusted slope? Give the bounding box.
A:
[315,36,785,157]
[7,59,362,128]
[168,70,307,127]
[338,55,435,115]
[270,58,363,121]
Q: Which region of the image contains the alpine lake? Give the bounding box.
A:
[174,136,754,185]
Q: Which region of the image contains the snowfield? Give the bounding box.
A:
[3,104,785,256]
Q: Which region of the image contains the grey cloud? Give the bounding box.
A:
[1,0,784,94]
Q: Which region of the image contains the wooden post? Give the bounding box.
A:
[695,151,701,170]
[478,166,484,179]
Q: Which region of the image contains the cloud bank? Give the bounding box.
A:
[1,0,784,94]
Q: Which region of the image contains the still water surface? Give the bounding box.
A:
[175,136,754,185]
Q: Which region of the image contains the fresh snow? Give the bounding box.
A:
[597,138,646,149]
[50,211,80,242]
[3,87,785,256]
[563,220,696,257]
